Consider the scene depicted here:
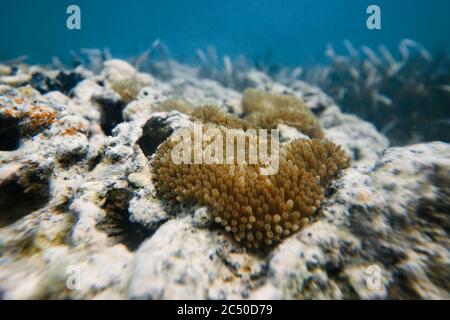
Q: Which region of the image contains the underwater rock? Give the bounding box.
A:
[137,111,192,157]
[320,106,389,167]
[0,65,12,76]
[128,188,169,231]
[253,142,450,299]
[122,86,168,121]
[102,59,153,103]
[128,217,265,299]
[165,61,243,115]
[30,71,84,95]
[277,124,310,143]
[0,58,447,300]
[0,70,31,87]
[128,142,449,300]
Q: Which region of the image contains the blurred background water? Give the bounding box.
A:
[1,0,449,65]
[1,0,449,145]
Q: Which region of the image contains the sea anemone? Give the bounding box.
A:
[158,98,194,114]
[191,105,254,130]
[242,89,324,138]
[152,123,350,249]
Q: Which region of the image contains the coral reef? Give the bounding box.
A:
[192,41,450,146]
[103,59,153,103]
[300,40,450,145]
[0,86,59,138]
[30,71,84,95]
[0,52,447,299]
[260,142,450,299]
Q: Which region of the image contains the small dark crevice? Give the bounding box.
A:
[88,153,103,171]
[0,117,21,151]
[137,117,174,156]
[350,147,361,161]
[425,260,450,293]
[96,188,153,251]
[324,184,339,197]
[94,96,125,136]
[336,277,360,300]
[30,71,84,95]
[0,179,50,228]
[387,270,422,299]
[311,102,327,116]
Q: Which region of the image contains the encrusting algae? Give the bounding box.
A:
[0,88,59,136]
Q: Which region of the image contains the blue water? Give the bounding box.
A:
[1,0,449,65]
